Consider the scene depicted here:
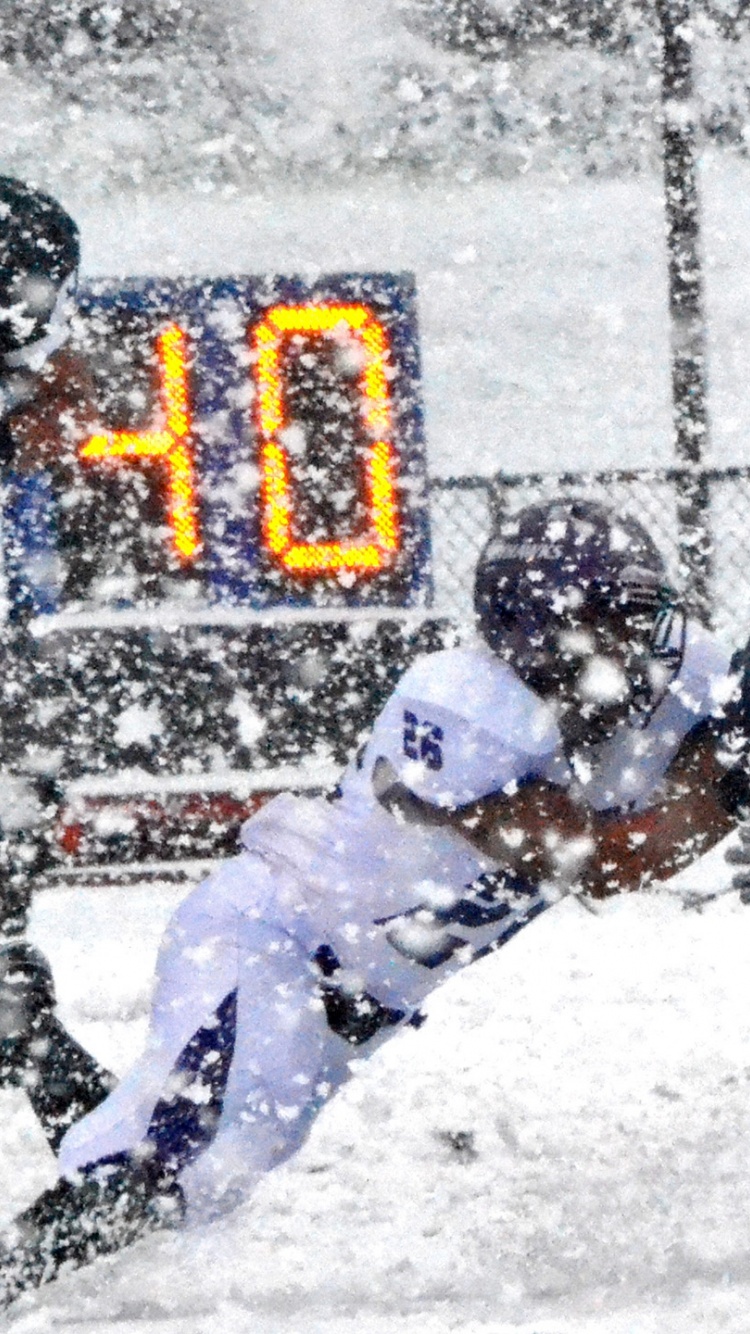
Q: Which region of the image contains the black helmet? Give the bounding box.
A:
[474,498,684,740]
[0,177,79,359]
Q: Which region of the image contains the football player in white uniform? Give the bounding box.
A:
[0,497,745,1302]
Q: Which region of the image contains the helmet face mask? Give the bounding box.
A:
[545,598,685,750]
[474,500,685,750]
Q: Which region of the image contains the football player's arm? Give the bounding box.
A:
[581,723,737,898]
[584,633,750,898]
[372,755,592,882]
[373,721,740,898]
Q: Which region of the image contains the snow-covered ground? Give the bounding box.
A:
[1,841,748,1333]
[4,96,750,1332]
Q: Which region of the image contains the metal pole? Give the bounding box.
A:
[657,0,712,622]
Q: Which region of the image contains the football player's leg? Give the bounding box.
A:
[0,972,246,1309]
[178,915,344,1219]
[0,941,115,1150]
[0,1155,185,1308]
[0,860,259,1308]
[57,854,257,1177]
[0,986,241,1308]
[0,914,328,1307]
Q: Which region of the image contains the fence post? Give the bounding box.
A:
[657,0,712,623]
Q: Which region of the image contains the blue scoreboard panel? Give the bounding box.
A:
[5,272,431,620]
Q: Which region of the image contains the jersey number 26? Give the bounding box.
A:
[402,710,444,770]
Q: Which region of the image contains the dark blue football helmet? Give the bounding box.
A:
[0,177,79,360]
[474,498,685,744]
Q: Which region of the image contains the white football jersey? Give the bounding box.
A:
[240,645,562,1008]
[239,629,731,1010]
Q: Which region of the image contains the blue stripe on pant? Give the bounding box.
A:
[144,988,238,1175]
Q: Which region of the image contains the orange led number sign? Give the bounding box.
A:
[253,304,400,574]
[79,324,202,563]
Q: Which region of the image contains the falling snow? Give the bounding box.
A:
[1,3,750,1330]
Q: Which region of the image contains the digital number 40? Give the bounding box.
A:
[80,304,401,577]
